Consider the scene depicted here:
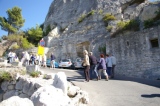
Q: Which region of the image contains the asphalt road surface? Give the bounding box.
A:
[40,67,160,106]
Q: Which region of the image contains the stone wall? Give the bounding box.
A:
[106,26,160,80]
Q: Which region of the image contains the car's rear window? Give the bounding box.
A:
[61,59,70,62]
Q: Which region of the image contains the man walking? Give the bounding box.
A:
[89,52,98,80]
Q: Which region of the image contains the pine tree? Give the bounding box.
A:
[0,6,25,35]
[27,24,43,46]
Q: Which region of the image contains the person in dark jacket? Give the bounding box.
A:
[97,54,109,81]
[30,54,36,65]
[50,53,56,69]
[89,52,98,80]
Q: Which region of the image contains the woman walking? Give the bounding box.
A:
[82,50,90,82]
[97,54,109,81]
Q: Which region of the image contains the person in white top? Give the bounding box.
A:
[24,52,30,66]
[111,54,116,78]
[35,54,40,65]
[105,54,112,78]
[42,54,47,67]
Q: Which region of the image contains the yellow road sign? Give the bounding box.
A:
[38,46,44,55]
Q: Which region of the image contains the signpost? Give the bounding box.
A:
[40,38,45,47]
[38,38,45,55]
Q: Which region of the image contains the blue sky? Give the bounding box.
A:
[0,0,53,37]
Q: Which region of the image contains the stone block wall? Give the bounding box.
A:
[106,26,160,80]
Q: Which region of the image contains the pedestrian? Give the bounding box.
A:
[97,54,109,81]
[82,50,90,82]
[105,54,112,79]
[50,53,56,69]
[7,51,12,63]
[35,54,40,65]
[42,54,47,67]
[25,52,30,66]
[30,54,36,65]
[89,52,98,80]
[111,54,116,78]
[14,54,19,62]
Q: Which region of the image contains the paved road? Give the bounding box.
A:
[40,67,160,106]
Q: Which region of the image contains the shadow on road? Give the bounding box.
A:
[64,68,160,88]
[141,94,160,98]
[67,69,85,82]
[112,75,160,88]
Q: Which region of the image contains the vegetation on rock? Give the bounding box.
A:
[0,70,26,82]
[106,25,113,32]
[30,71,40,78]
[78,10,95,23]
[103,13,116,26]
[98,45,106,54]
[117,19,140,31]
[78,14,87,23]
[7,32,34,49]
[43,25,52,36]
[144,8,160,29]
[0,71,11,82]
[98,9,103,15]
[86,10,95,17]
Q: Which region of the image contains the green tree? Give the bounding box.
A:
[27,24,43,46]
[7,32,34,49]
[0,6,25,35]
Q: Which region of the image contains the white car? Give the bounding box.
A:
[74,58,83,69]
[59,59,72,68]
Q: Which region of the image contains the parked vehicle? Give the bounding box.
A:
[59,59,72,68]
[46,58,59,68]
[74,58,84,69]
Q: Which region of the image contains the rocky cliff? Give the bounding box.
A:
[43,0,160,60]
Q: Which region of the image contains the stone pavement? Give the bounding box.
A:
[41,67,160,106]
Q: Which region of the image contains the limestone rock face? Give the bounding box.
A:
[1,81,9,91]
[0,96,34,106]
[48,26,60,37]
[53,72,68,95]
[43,0,160,61]
[139,4,160,21]
[3,90,17,100]
[30,85,71,106]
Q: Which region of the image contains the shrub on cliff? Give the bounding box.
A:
[78,10,95,23]
[103,13,116,26]
[86,10,95,17]
[117,19,140,31]
[106,25,113,32]
[98,9,103,15]
[78,14,86,23]
[144,8,160,29]
[7,34,34,49]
